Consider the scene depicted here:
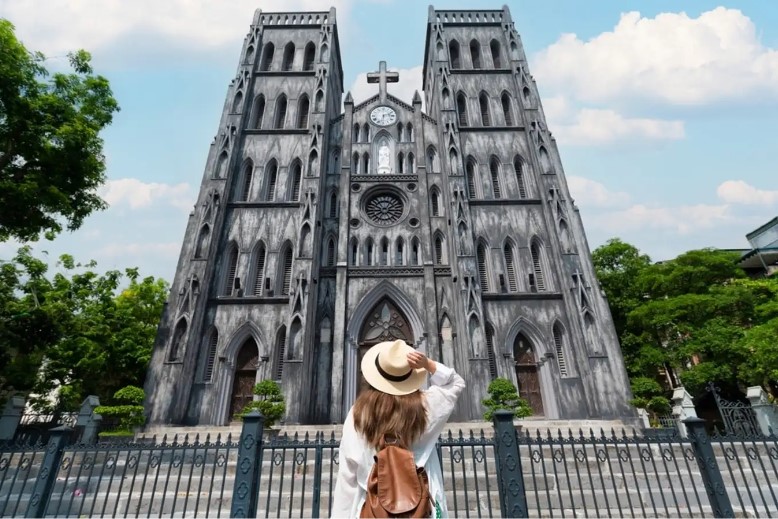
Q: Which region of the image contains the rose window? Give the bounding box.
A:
[365,193,404,226]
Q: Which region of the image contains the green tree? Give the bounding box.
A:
[0,19,120,241]
[592,238,651,337]
[481,377,532,421]
[0,247,167,409]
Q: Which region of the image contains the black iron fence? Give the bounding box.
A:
[2,412,778,517]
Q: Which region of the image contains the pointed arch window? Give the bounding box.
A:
[274,95,287,129]
[264,160,278,201]
[282,42,295,71]
[362,125,370,142]
[523,86,532,106]
[503,242,517,291]
[470,39,482,69]
[380,237,389,266]
[456,92,468,126]
[434,234,445,265]
[195,225,211,259]
[431,189,441,216]
[245,45,255,64]
[350,238,359,265]
[539,146,552,173]
[274,326,286,380]
[353,124,360,143]
[406,123,414,142]
[485,323,497,378]
[223,243,239,296]
[397,122,404,142]
[329,192,338,218]
[490,39,502,68]
[449,40,461,68]
[238,160,253,202]
[169,319,188,361]
[303,42,316,71]
[250,95,265,129]
[308,150,318,177]
[299,224,311,257]
[553,324,569,377]
[365,238,374,266]
[584,312,600,355]
[514,155,527,198]
[232,91,243,113]
[466,159,477,199]
[489,157,501,199]
[203,329,218,382]
[407,153,415,173]
[315,90,324,112]
[476,242,490,291]
[362,152,370,174]
[530,240,546,291]
[215,151,228,179]
[397,152,405,174]
[289,161,302,201]
[395,237,405,265]
[297,95,309,128]
[479,92,491,126]
[320,43,329,62]
[326,237,336,266]
[330,148,340,175]
[260,42,274,71]
[280,245,293,296]
[426,146,439,172]
[449,148,459,174]
[252,243,266,296]
[559,219,572,252]
[352,152,360,174]
[501,92,513,126]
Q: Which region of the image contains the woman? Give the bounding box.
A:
[330,339,466,518]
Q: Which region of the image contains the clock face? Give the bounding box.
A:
[370,106,397,126]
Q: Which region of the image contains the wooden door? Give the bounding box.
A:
[229,371,256,418]
[229,338,259,419]
[514,334,544,416]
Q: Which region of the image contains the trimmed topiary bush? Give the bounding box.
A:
[94,385,145,434]
[482,377,533,421]
[238,379,286,427]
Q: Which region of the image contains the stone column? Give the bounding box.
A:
[637,408,651,429]
[76,395,102,444]
[747,386,778,436]
[0,395,25,441]
[672,387,697,438]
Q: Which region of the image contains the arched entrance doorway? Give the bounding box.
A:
[514,333,544,416]
[229,337,259,419]
[357,298,413,395]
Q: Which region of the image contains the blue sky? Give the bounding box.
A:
[1,0,777,282]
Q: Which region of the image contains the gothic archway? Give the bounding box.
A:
[357,299,414,395]
[229,337,259,419]
[514,333,544,416]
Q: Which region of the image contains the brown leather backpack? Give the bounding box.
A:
[360,436,433,518]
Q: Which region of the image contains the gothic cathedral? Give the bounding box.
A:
[144,6,634,425]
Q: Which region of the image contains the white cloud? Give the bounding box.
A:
[717,180,778,205]
[349,65,424,108]
[550,107,684,145]
[99,178,194,212]
[0,0,352,58]
[534,7,778,105]
[591,203,732,234]
[568,176,631,208]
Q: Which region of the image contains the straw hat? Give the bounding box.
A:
[360,339,427,396]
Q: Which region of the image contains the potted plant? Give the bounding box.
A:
[482,378,532,432]
[237,379,286,438]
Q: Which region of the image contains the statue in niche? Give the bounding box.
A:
[377,137,391,174]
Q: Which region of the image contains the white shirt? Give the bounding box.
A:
[330,362,467,519]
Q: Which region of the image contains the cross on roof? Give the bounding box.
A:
[367,61,399,103]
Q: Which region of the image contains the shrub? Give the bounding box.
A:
[238,379,286,427]
[94,385,145,433]
[481,377,532,421]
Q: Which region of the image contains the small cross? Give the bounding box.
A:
[367,61,399,103]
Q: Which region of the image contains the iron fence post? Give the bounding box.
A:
[312,432,324,518]
[684,417,734,518]
[492,410,528,518]
[230,411,264,518]
[25,425,70,518]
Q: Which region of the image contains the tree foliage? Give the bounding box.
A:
[238,380,286,427]
[0,19,120,241]
[593,240,778,401]
[481,377,533,421]
[0,247,167,410]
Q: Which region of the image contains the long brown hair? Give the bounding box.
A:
[352,387,428,449]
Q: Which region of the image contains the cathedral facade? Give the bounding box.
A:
[144,6,634,425]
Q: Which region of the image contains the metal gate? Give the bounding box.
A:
[707,382,761,436]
